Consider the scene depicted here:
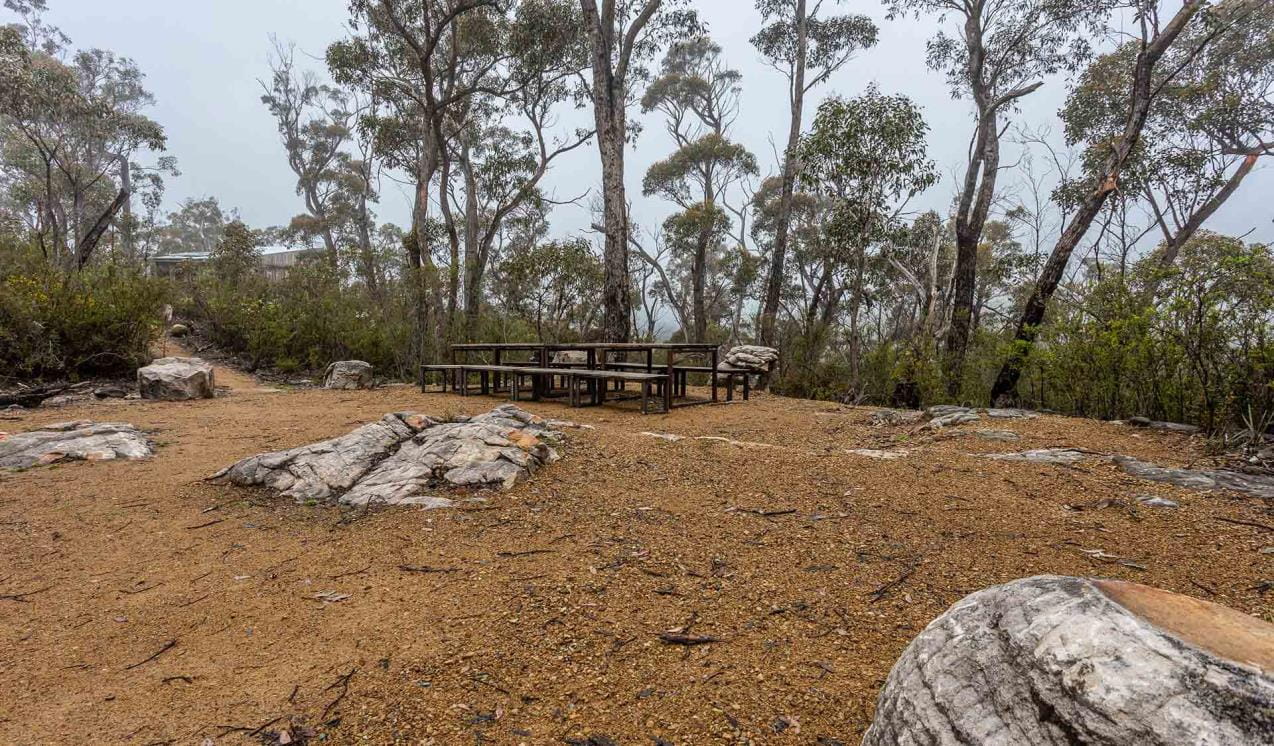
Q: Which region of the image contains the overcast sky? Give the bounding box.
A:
[37,0,1274,250]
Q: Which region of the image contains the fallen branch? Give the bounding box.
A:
[657,632,721,646]
[184,519,225,530]
[125,639,177,670]
[728,507,798,517]
[1214,516,1274,532]
[867,566,917,604]
[0,585,52,602]
[321,667,357,720]
[398,564,458,574]
[496,549,555,558]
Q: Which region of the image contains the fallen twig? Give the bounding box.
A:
[0,585,52,602]
[1214,516,1274,532]
[657,632,720,646]
[867,565,917,603]
[728,507,798,517]
[398,564,458,574]
[125,639,177,670]
[321,667,356,720]
[184,519,225,530]
[496,549,554,558]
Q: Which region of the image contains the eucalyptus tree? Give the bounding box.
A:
[0,6,169,269]
[641,36,757,340]
[578,0,699,342]
[1062,0,1273,282]
[751,0,878,347]
[260,39,353,269]
[991,0,1250,402]
[796,85,937,391]
[883,0,1114,395]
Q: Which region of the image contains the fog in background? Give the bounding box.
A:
[46,0,1274,249]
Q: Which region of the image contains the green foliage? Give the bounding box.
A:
[0,242,168,380]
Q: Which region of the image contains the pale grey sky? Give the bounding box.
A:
[39,0,1274,250]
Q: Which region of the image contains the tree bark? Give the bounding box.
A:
[864,575,1274,745]
[73,187,129,270]
[990,0,1207,403]
[758,0,807,348]
[580,0,656,343]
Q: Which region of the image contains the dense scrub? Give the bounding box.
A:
[0,244,168,381]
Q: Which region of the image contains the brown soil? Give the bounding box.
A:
[0,386,1269,745]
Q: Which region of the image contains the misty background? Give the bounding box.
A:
[43,0,1274,252]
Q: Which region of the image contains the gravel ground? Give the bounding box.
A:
[0,379,1269,744]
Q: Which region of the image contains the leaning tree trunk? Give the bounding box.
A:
[864,575,1273,745]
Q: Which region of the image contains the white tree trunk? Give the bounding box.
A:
[864,575,1273,745]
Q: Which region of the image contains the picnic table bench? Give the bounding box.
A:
[422,341,747,414]
[421,363,670,413]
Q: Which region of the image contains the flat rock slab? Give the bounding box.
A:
[0,421,153,469]
[864,575,1274,745]
[983,407,1039,419]
[974,429,1021,442]
[1114,455,1274,499]
[210,404,564,506]
[927,411,980,428]
[869,409,926,426]
[984,447,1095,464]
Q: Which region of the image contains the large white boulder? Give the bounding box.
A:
[864,575,1273,745]
[323,360,374,389]
[137,356,215,400]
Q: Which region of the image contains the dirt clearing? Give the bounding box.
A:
[0,385,1269,744]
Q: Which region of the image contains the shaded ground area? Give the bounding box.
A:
[1,382,1270,744]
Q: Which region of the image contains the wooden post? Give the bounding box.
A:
[711,346,719,402]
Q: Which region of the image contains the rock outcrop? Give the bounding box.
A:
[720,345,779,372]
[0,421,153,468]
[209,404,563,506]
[323,360,374,390]
[1114,455,1274,499]
[864,575,1273,745]
[137,357,215,400]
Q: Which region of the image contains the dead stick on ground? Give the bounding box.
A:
[658,632,720,646]
[398,564,458,574]
[125,639,177,670]
[0,585,52,602]
[321,667,356,721]
[1214,516,1274,532]
[868,565,917,604]
[496,549,555,558]
[184,519,225,530]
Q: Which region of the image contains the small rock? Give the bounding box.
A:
[93,385,129,399]
[640,431,684,442]
[1129,416,1152,427]
[1136,495,1179,509]
[869,409,925,426]
[721,345,779,372]
[40,394,77,407]
[169,323,190,337]
[975,430,1021,442]
[926,404,973,418]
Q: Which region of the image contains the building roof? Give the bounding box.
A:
[151,245,315,263]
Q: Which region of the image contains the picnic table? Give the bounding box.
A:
[422,342,731,413]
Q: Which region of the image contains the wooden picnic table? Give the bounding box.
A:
[445,341,721,411]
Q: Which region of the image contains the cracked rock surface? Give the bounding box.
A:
[209,404,564,505]
[864,575,1274,745]
[0,421,153,469]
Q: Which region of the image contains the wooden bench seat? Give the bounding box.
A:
[420,363,669,413]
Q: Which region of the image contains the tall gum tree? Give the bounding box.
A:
[579,0,699,343]
[641,36,758,341]
[883,0,1114,395]
[752,0,878,348]
[990,0,1253,402]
